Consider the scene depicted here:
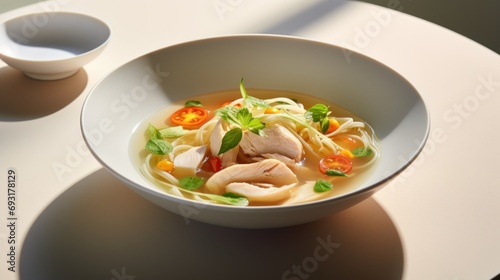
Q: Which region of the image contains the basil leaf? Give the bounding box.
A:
[145,138,172,155]
[314,179,333,193]
[159,126,187,138]
[351,147,373,157]
[237,108,253,125]
[325,169,348,177]
[247,118,266,134]
[236,108,265,134]
[218,128,243,155]
[148,123,162,139]
[215,106,239,124]
[179,176,204,191]
[185,100,202,107]
[305,104,329,122]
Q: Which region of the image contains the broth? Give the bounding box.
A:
[130,89,380,206]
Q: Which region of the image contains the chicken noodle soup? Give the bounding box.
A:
[131,80,380,206]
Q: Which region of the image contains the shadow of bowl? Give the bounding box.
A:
[0,66,87,121]
[20,168,404,280]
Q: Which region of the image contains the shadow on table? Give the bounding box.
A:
[0,66,87,122]
[20,168,404,280]
[258,0,346,35]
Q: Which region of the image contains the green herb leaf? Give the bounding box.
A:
[174,186,249,206]
[239,78,269,108]
[179,176,204,191]
[148,123,162,139]
[239,78,249,99]
[247,118,266,135]
[351,147,373,157]
[159,126,187,138]
[237,108,253,126]
[314,179,333,193]
[207,193,249,206]
[216,79,267,155]
[218,128,243,155]
[223,192,246,199]
[246,96,270,108]
[325,169,348,177]
[145,124,173,155]
[145,138,172,155]
[320,117,330,134]
[305,104,329,122]
[185,100,202,107]
[237,108,265,133]
[215,106,239,124]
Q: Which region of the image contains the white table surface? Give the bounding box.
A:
[1,1,499,279]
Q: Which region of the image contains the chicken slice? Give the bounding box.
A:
[239,124,303,163]
[210,119,238,168]
[226,182,296,203]
[205,158,298,195]
[173,145,207,177]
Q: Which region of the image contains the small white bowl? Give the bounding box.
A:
[81,35,430,228]
[0,12,110,80]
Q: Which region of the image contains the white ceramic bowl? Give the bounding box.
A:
[81,35,429,228]
[0,12,110,80]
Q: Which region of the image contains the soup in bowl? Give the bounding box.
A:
[81,35,429,228]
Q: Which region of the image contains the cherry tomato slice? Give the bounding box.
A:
[319,154,353,174]
[221,101,242,108]
[170,106,209,128]
[209,156,222,172]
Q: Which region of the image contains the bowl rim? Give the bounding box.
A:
[81,33,431,212]
[0,11,111,63]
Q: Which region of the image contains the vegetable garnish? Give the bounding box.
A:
[184,100,202,107]
[239,78,270,108]
[180,180,249,205]
[324,118,340,134]
[325,169,348,177]
[209,156,222,172]
[222,192,246,199]
[156,159,174,172]
[319,154,353,174]
[214,79,270,155]
[179,184,249,206]
[170,106,209,128]
[305,104,337,134]
[159,126,187,138]
[264,107,281,114]
[207,193,248,206]
[305,104,329,122]
[351,147,373,157]
[179,176,204,191]
[314,179,333,193]
[217,128,241,155]
[216,108,265,154]
[145,124,173,155]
